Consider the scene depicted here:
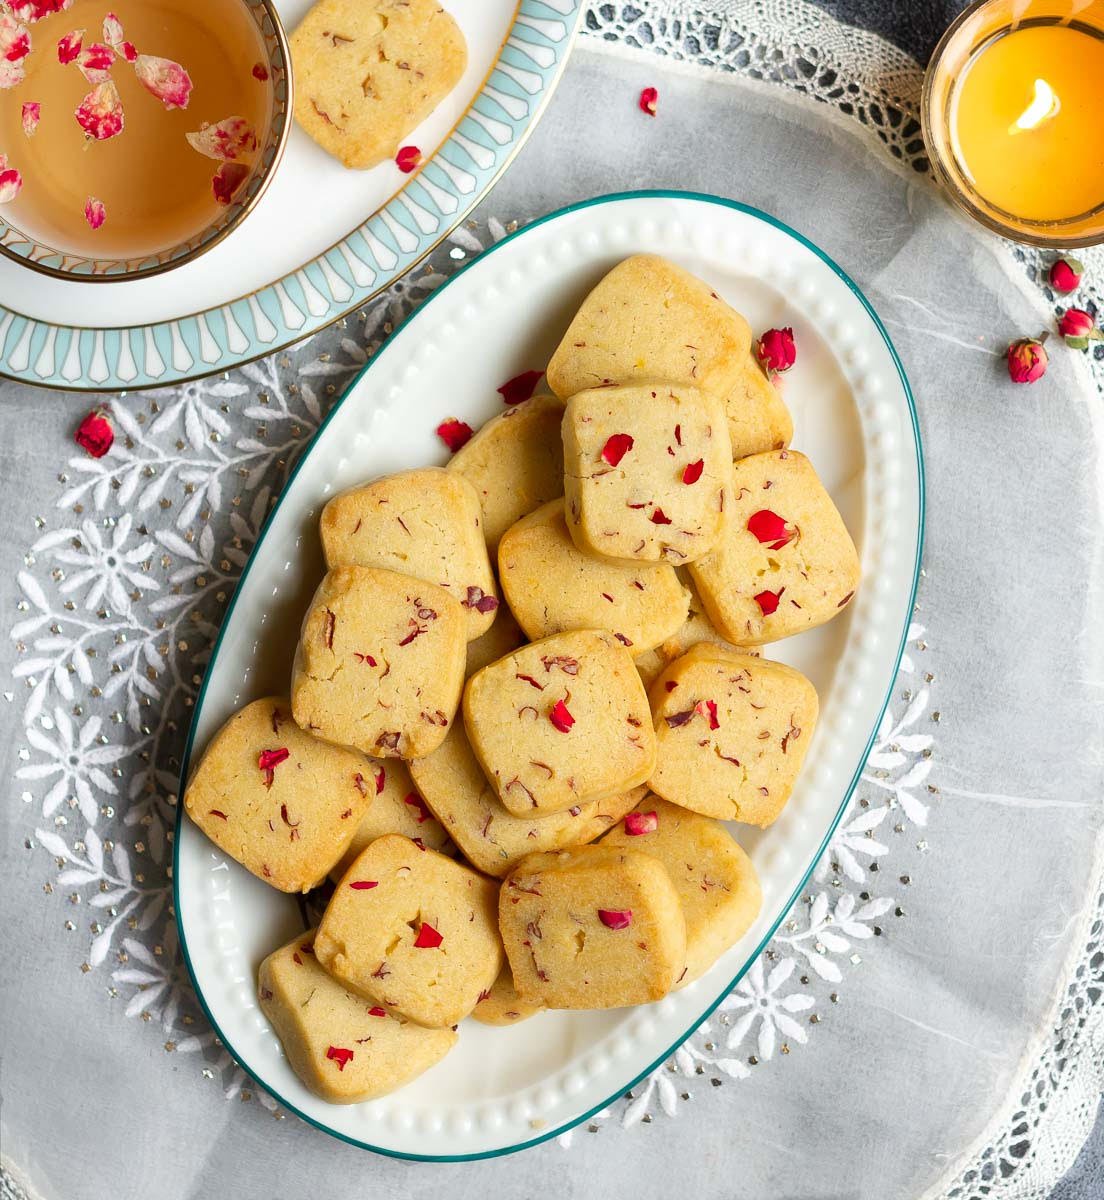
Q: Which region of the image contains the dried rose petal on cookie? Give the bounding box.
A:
[102,12,136,61]
[0,163,23,204]
[186,115,257,161]
[212,161,249,205]
[84,197,105,230]
[75,80,124,141]
[134,54,192,109]
[21,101,39,137]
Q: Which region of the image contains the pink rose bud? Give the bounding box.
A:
[75,407,114,457]
[1049,256,1083,294]
[1006,336,1048,383]
[1058,307,1101,349]
[757,326,796,373]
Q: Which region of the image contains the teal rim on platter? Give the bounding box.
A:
[0,0,583,392]
[172,189,926,1162]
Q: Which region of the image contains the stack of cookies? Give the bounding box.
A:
[183,254,860,1105]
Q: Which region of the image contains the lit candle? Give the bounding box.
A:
[923,0,1104,245]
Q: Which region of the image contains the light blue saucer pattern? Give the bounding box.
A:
[0,1,582,392]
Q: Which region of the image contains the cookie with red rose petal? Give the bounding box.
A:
[328,758,452,882]
[499,844,687,1009]
[724,355,794,460]
[320,468,498,640]
[546,255,752,405]
[600,795,762,983]
[647,644,818,828]
[463,629,655,818]
[408,718,644,876]
[290,0,466,169]
[498,498,690,653]
[315,834,502,1028]
[689,449,860,645]
[183,696,372,892]
[448,393,567,555]
[471,966,543,1025]
[562,383,733,565]
[258,927,457,1103]
[291,566,466,759]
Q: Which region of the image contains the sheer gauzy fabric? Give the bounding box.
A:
[1,11,1102,1200]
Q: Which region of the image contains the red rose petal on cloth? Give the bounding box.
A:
[639,86,658,116]
[497,369,543,406]
[135,54,192,109]
[754,589,782,616]
[413,922,443,949]
[21,100,39,136]
[1006,337,1048,383]
[623,810,658,836]
[650,507,672,525]
[84,196,105,230]
[395,144,422,173]
[187,115,257,162]
[57,28,82,63]
[212,161,249,205]
[403,793,431,824]
[747,508,794,549]
[75,80,123,141]
[549,699,575,732]
[601,433,633,466]
[757,327,797,373]
[74,407,113,457]
[436,417,473,453]
[348,880,379,890]
[598,908,633,929]
[368,1006,387,1017]
[681,459,704,485]
[252,61,269,82]
[325,1045,354,1071]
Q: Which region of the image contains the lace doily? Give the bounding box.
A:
[7,3,1102,1197]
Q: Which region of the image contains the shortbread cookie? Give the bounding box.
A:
[499,845,687,1008]
[724,356,794,459]
[648,644,818,826]
[471,967,543,1026]
[464,630,655,817]
[601,796,762,983]
[315,834,502,1028]
[689,449,860,645]
[291,566,466,759]
[562,384,732,565]
[320,468,498,640]
[329,758,451,881]
[448,394,567,554]
[465,605,525,678]
[408,721,643,876]
[183,696,372,893]
[290,0,467,170]
[258,928,457,1103]
[498,500,690,654]
[546,255,751,402]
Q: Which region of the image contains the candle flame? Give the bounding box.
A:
[1010,78,1061,134]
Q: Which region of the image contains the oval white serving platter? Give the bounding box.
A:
[0,0,582,390]
[174,190,924,1161]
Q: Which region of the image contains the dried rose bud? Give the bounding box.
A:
[757,327,796,374]
[497,369,543,406]
[84,196,105,230]
[623,810,658,836]
[395,144,422,173]
[325,1045,354,1070]
[1058,307,1103,350]
[1006,336,1048,383]
[135,54,192,109]
[21,100,39,137]
[74,406,113,457]
[436,417,472,453]
[10,0,72,21]
[639,86,657,116]
[1049,256,1083,293]
[413,922,443,948]
[598,908,633,929]
[601,433,634,466]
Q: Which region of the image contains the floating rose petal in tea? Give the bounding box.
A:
[186,116,257,162]
[74,407,114,457]
[102,11,136,61]
[0,158,23,203]
[76,41,117,85]
[56,28,81,63]
[84,196,105,230]
[75,79,124,141]
[21,100,39,137]
[211,161,249,206]
[251,61,268,82]
[134,54,192,110]
[0,13,31,90]
[9,0,73,22]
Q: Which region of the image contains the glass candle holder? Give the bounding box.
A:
[922,0,1104,247]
